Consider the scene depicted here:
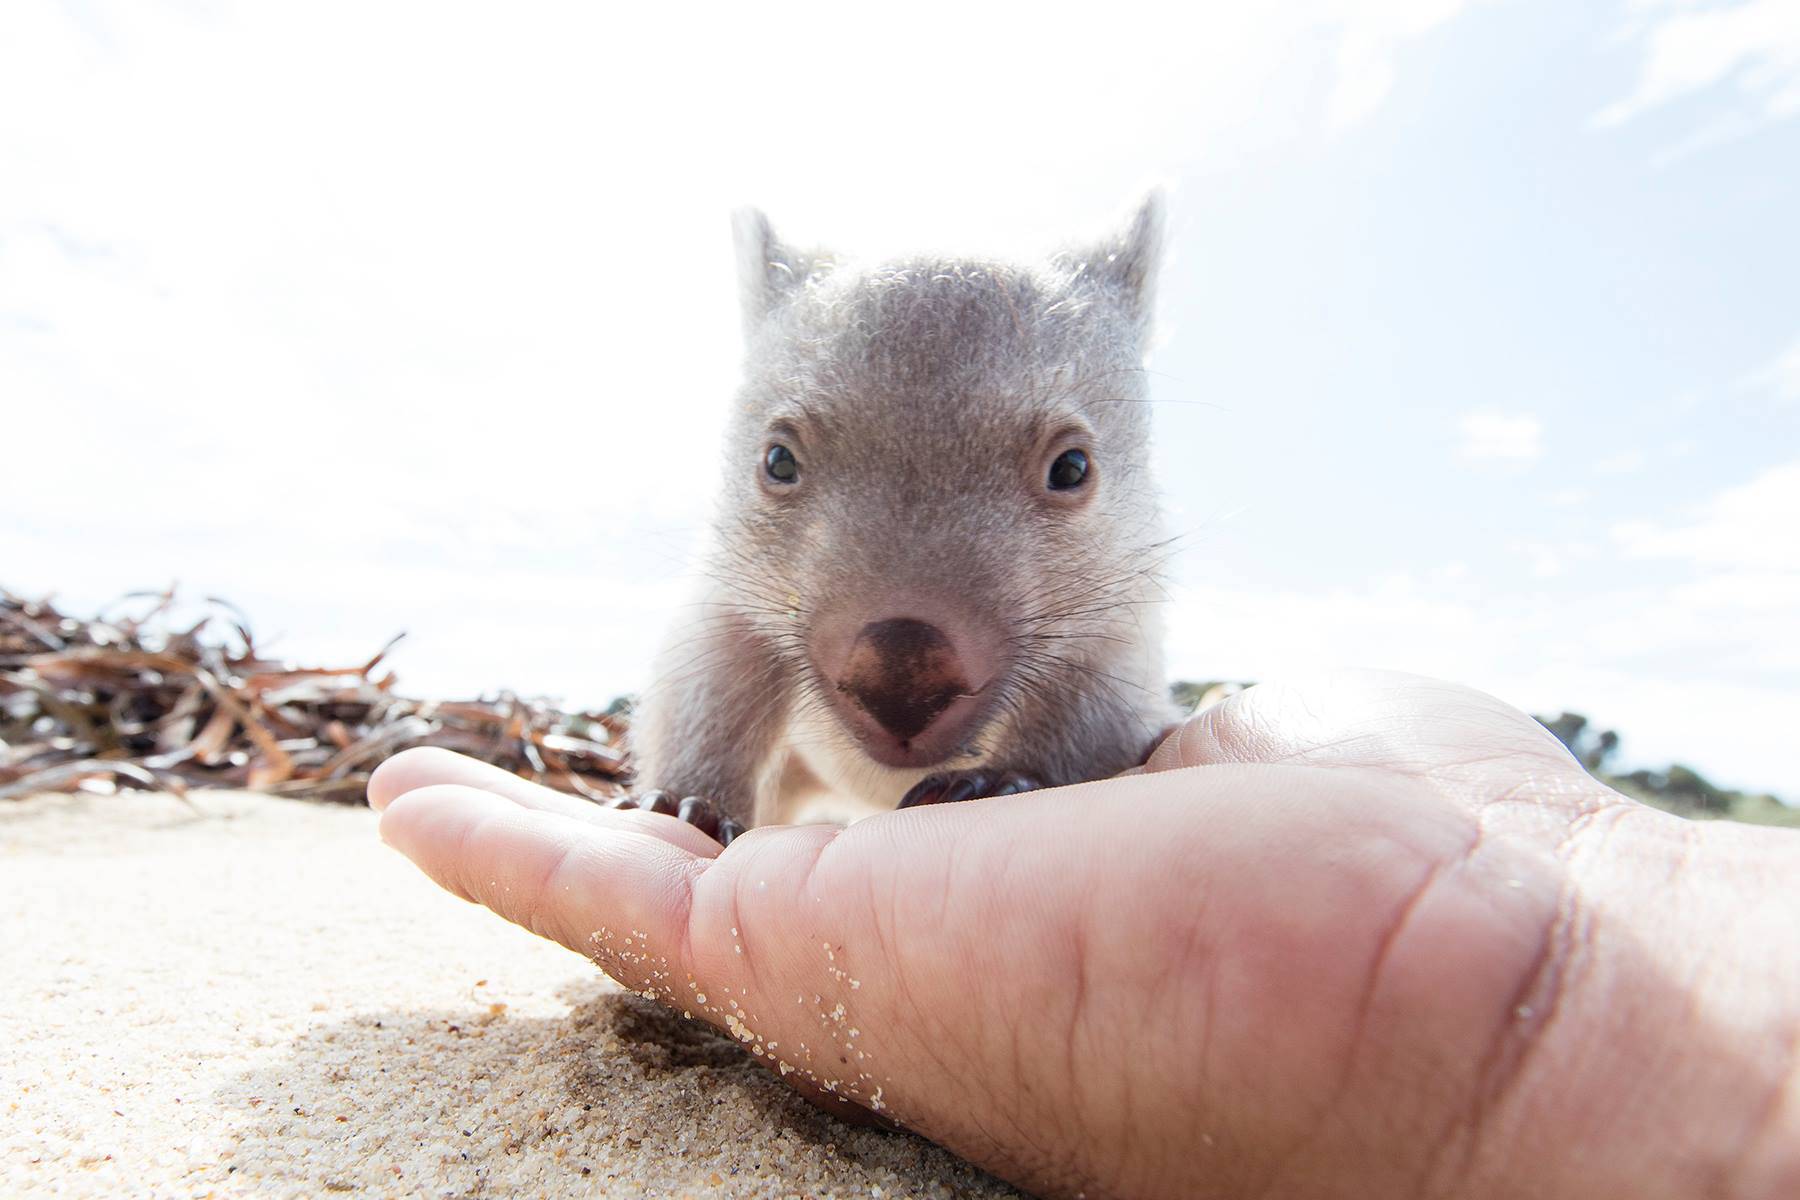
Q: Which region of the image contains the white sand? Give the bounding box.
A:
[0,789,1019,1198]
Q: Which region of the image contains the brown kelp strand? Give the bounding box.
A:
[0,587,632,803]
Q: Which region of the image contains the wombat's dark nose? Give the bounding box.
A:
[837,618,972,742]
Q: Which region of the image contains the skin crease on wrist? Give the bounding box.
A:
[366,670,1800,1200]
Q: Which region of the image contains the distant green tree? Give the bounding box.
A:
[1534,712,1795,828]
[1725,792,1800,829]
[1535,711,1622,773]
[1169,680,1248,712]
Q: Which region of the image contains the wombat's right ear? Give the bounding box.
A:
[1085,192,1164,328]
[732,208,823,330]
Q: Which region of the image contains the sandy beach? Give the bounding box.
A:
[1,789,1018,1198]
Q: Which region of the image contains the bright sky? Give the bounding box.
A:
[3,0,1797,796]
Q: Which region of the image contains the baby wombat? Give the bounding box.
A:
[625,199,1175,842]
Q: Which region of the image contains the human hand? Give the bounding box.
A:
[368,671,1798,1199]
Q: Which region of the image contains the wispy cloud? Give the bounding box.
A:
[1510,539,1594,579]
[1595,0,1800,146]
[1594,448,1649,475]
[1321,0,1482,130]
[1457,410,1544,462]
[1743,333,1800,403]
[1616,459,1800,572]
[1546,486,1591,508]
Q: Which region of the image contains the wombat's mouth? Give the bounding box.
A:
[833,682,996,769]
[837,675,972,744]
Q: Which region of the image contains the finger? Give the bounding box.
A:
[368,747,723,857]
[378,782,710,962]
[369,746,599,814]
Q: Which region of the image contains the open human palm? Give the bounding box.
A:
[369,671,1798,1199]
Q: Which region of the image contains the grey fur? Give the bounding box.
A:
[633,197,1176,825]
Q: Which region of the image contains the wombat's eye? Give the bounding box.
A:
[1047,448,1090,491]
[764,443,799,484]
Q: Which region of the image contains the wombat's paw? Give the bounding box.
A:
[898,770,1042,809]
[612,790,746,846]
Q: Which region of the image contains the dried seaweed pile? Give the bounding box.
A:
[0,588,631,803]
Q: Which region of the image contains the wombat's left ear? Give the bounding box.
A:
[1081,191,1164,326]
[732,208,829,333]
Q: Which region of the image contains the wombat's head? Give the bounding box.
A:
[714,199,1168,771]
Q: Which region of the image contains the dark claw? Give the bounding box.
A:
[899,770,1042,809]
[988,775,1036,797]
[637,789,679,816]
[677,795,720,838]
[623,789,741,847]
[942,776,983,804]
[900,776,949,807]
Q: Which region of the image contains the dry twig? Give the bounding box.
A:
[0,587,632,804]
